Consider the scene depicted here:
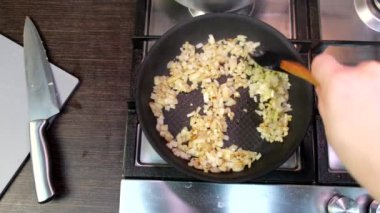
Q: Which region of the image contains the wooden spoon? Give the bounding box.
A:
[251,51,319,87]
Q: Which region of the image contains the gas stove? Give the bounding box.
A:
[121,0,380,212]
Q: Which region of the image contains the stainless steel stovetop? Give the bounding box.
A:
[121,0,380,212]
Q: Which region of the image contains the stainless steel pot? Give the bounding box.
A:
[174,0,255,13]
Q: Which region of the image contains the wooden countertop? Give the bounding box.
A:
[0,0,135,212]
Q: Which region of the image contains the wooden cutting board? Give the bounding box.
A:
[0,34,79,198]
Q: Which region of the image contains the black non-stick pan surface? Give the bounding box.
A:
[136,13,313,182]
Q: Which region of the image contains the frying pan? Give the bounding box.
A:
[136,13,313,182]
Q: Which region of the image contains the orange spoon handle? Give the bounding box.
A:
[280,60,319,87]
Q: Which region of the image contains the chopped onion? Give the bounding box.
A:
[149,35,292,173]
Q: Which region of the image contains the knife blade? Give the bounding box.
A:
[23,16,59,203]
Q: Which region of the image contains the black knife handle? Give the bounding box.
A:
[30,119,55,203]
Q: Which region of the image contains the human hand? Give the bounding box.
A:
[312,53,380,200]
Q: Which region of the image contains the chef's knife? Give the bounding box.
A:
[23,17,59,203]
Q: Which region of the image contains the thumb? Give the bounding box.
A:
[311,53,343,87]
